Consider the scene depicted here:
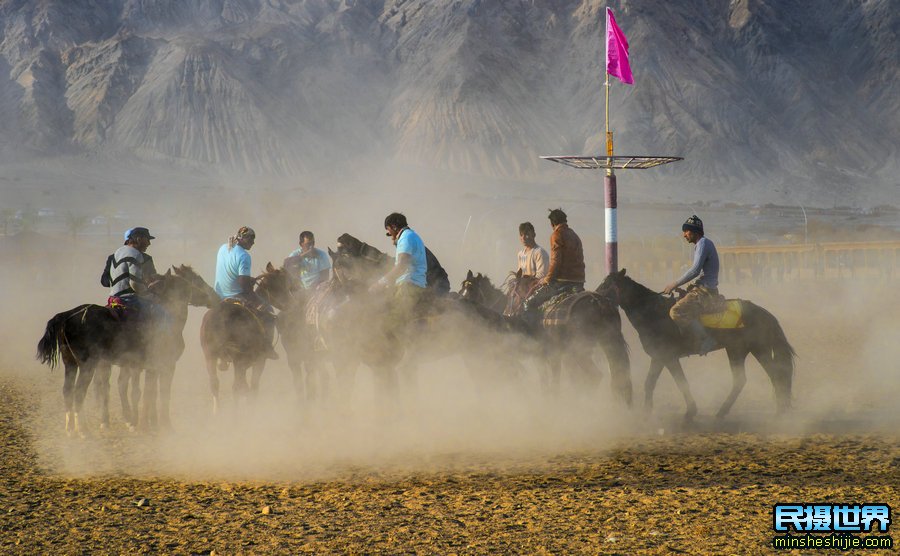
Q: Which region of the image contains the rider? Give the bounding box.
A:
[102,226,159,313]
[516,221,549,280]
[371,212,429,333]
[284,230,331,290]
[521,209,585,328]
[662,215,720,355]
[214,226,279,359]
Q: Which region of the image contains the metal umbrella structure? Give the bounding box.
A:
[541,8,682,274]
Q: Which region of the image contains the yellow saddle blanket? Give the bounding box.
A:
[700,299,744,329]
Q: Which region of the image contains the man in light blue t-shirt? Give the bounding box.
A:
[214,226,278,359]
[371,212,428,332]
[284,231,331,290]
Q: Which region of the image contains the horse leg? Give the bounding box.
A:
[140,369,159,431]
[750,346,791,414]
[63,363,78,436]
[117,366,135,429]
[233,363,250,411]
[93,361,112,430]
[717,348,748,419]
[643,359,665,414]
[249,360,265,402]
[158,365,175,430]
[204,353,221,415]
[599,331,632,408]
[665,359,697,422]
[73,360,97,438]
[543,349,562,396]
[571,349,603,391]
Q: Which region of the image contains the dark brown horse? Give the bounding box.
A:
[199,263,287,414]
[596,269,794,420]
[459,271,632,404]
[36,266,219,436]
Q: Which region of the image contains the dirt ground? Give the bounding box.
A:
[1,374,898,555]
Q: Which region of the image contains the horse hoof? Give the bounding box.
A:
[126,423,137,433]
[99,423,108,433]
[684,406,698,422]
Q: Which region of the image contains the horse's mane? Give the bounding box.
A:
[613,271,677,315]
[172,264,200,281]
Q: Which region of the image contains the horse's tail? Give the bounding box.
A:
[745,301,795,410]
[36,305,88,370]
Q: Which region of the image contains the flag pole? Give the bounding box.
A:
[604,64,618,274]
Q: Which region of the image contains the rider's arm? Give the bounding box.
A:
[381,253,410,284]
[666,240,708,292]
[534,247,549,280]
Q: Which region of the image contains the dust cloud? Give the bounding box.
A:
[2,166,899,482]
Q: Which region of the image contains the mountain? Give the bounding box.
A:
[0,0,897,205]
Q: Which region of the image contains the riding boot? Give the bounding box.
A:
[687,320,717,356]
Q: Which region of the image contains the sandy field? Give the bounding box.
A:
[1,196,899,554]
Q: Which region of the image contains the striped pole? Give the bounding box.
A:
[605,170,618,273]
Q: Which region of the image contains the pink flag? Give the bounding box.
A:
[606,8,634,85]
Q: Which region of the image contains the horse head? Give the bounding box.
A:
[501,269,539,316]
[459,270,482,303]
[171,265,219,308]
[254,262,296,311]
[330,236,390,288]
[148,265,218,309]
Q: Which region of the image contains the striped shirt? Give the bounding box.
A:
[108,245,146,297]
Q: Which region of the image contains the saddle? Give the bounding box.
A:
[699,299,745,329]
[541,291,612,328]
[106,296,137,322]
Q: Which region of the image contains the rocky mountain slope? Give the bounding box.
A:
[0,0,896,204]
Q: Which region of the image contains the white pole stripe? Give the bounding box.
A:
[605,207,617,243]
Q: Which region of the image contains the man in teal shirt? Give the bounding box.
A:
[284,231,331,290]
[372,212,428,333]
[214,226,278,359]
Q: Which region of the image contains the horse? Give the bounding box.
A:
[199,262,285,414]
[322,235,405,397]
[596,269,795,420]
[94,265,219,431]
[459,271,632,404]
[253,263,325,403]
[36,266,219,436]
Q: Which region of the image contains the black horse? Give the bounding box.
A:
[36,266,219,436]
[459,271,632,404]
[597,269,795,420]
[95,265,219,431]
